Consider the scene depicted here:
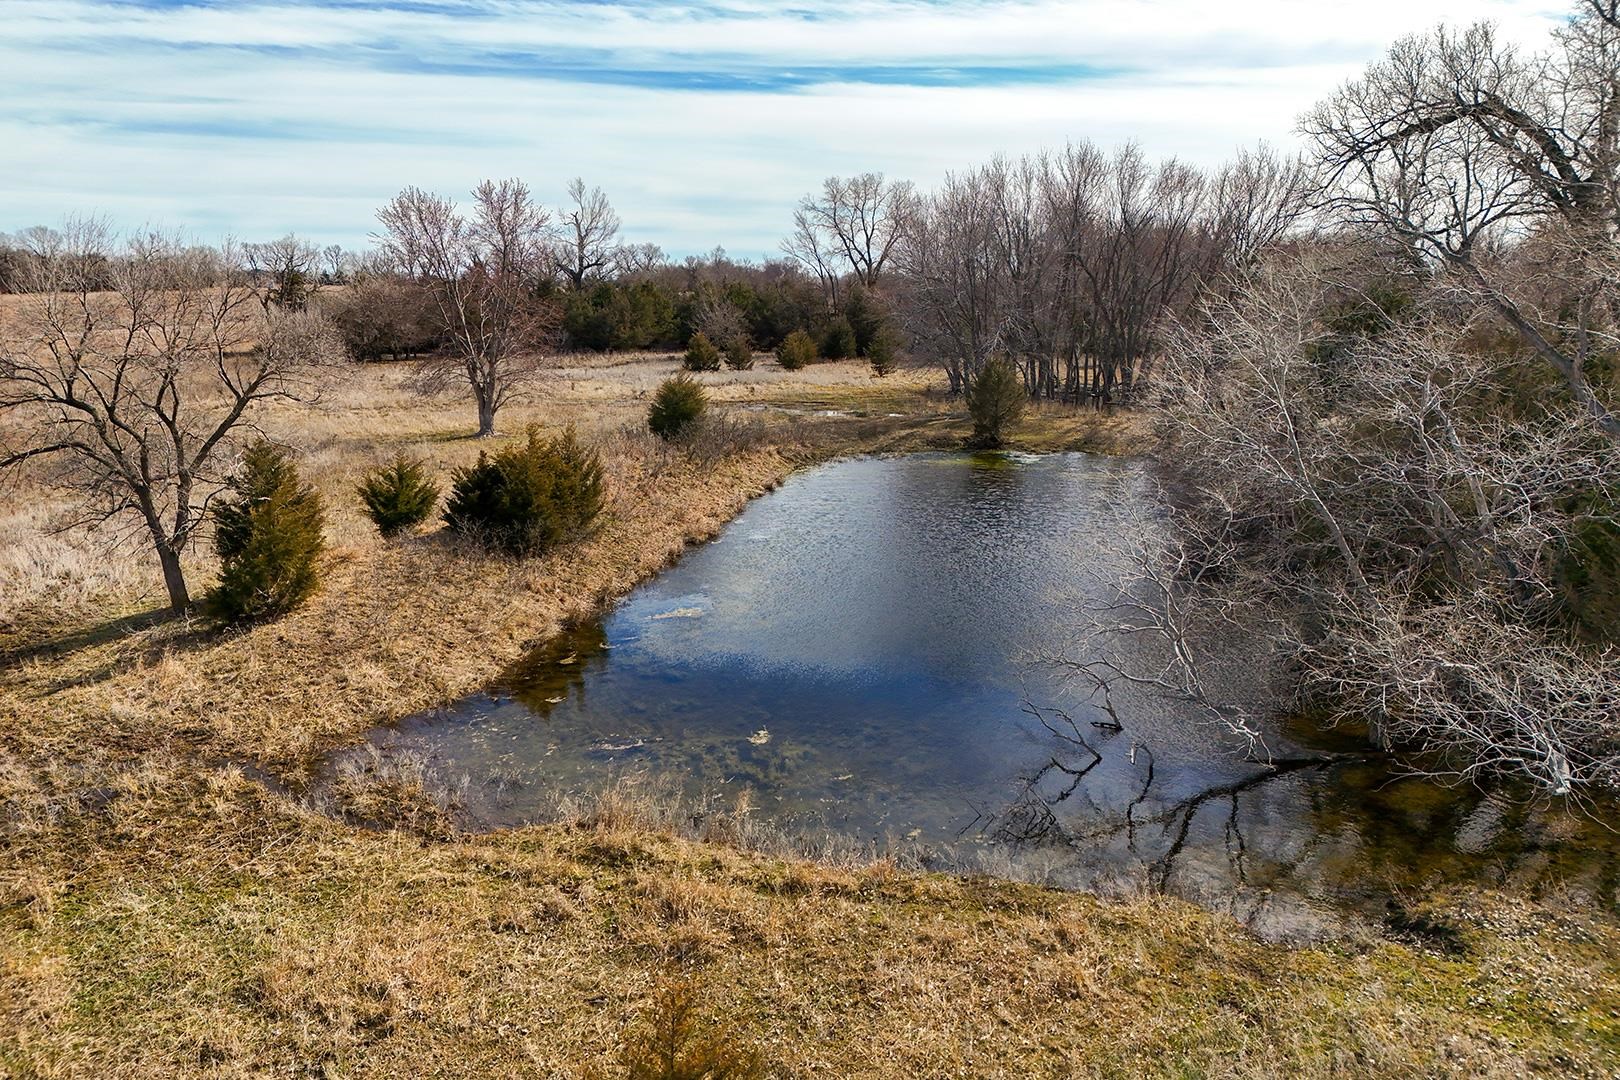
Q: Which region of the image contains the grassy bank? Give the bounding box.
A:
[2,357,1615,1077]
[7,766,1619,1078]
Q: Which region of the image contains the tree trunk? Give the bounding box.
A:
[476,393,497,438]
[156,540,190,613]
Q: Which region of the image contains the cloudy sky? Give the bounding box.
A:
[1,0,1567,258]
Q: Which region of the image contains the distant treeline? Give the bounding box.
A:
[312,256,893,364]
[1,147,1301,407]
[0,232,901,369]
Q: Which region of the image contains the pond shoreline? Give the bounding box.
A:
[271,405,1145,781]
[6,391,1616,1076]
[319,448,1617,952]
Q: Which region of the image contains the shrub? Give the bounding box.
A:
[621,976,765,1080]
[775,329,815,371]
[843,285,888,357]
[323,276,444,361]
[867,326,900,377]
[723,336,754,371]
[820,317,856,360]
[679,413,771,468]
[1557,493,1620,642]
[207,440,326,622]
[444,426,603,556]
[357,453,440,537]
[683,331,722,372]
[648,374,708,440]
[966,357,1025,449]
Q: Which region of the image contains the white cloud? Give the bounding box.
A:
[0,0,1571,255]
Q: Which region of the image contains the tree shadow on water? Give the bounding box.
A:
[497,618,612,719]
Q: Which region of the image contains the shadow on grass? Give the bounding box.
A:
[413,427,508,445]
[0,603,219,684]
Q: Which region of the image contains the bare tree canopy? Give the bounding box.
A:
[243,233,321,312]
[895,142,1308,398]
[319,243,348,284]
[611,241,665,278]
[554,177,622,289]
[0,220,342,612]
[376,179,556,437]
[1303,2,1620,438]
[784,172,916,304]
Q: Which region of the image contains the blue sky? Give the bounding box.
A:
[0,0,1565,258]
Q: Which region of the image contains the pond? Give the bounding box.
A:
[334,452,1619,941]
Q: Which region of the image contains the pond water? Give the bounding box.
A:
[336,452,1618,940]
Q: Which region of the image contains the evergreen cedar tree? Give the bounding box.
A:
[206,441,327,622]
[683,331,722,371]
[775,330,815,371]
[357,453,441,537]
[866,327,899,376]
[444,427,604,556]
[724,336,755,371]
[820,317,856,360]
[966,358,1025,449]
[648,374,708,440]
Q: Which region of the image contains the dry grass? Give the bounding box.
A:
[0,355,930,770]
[3,760,1616,1078]
[0,355,1613,1077]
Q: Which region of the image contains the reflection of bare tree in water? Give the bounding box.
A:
[992,701,1356,892]
[990,698,1620,921]
[1013,489,1382,895]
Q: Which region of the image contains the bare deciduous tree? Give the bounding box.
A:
[554,178,621,289]
[1303,4,1620,438]
[892,164,1004,393]
[320,243,347,284]
[376,179,556,437]
[691,287,749,348]
[781,205,848,308]
[1207,145,1315,271]
[243,233,321,312]
[785,173,915,305]
[0,221,341,613]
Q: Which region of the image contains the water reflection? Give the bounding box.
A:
[335,452,1618,937]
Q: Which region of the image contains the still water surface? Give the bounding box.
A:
[342,453,1617,938]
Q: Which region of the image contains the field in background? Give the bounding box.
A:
[0,355,902,624]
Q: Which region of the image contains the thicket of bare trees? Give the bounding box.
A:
[1144,251,1618,793]
[376,179,557,437]
[0,221,342,612]
[1114,0,1620,797]
[895,143,1308,398]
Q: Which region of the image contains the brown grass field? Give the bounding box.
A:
[2,353,1617,1078]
